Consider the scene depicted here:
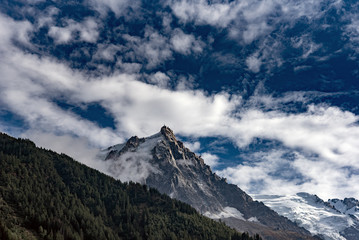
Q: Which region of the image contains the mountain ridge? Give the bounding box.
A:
[253,193,359,240]
[102,126,318,240]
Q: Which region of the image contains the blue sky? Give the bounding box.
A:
[1,0,359,200]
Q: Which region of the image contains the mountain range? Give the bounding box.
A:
[100,126,318,240]
[253,193,359,240]
[2,125,358,240]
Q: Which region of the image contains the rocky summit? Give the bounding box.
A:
[100,126,318,240]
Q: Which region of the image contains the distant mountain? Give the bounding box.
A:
[253,193,359,240]
[101,126,318,240]
[0,132,258,240]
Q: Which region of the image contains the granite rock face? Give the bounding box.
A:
[101,126,317,240]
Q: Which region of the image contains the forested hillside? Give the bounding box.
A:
[0,132,261,240]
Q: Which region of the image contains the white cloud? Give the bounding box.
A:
[246,53,262,73]
[226,105,359,166]
[183,141,201,152]
[0,14,33,47]
[22,131,111,175]
[122,28,173,69]
[216,104,359,200]
[36,7,59,28]
[49,26,72,44]
[218,149,359,201]
[175,74,196,91]
[242,22,272,44]
[93,44,122,61]
[79,18,100,43]
[0,13,238,141]
[48,18,99,44]
[201,152,220,168]
[1,86,121,147]
[77,78,241,137]
[171,29,193,54]
[170,28,204,55]
[0,15,122,147]
[107,150,161,183]
[170,0,241,28]
[148,72,171,88]
[115,59,142,74]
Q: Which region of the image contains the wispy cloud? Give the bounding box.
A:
[170,0,241,28]
[341,2,359,56]
[170,0,340,42]
[88,0,140,18]
[121,27,173,69]
[170,0,341,74]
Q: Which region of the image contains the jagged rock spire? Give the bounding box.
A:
[160,125,174,136]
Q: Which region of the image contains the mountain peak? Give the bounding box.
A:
[160,125,177,141]
[328,197,359,216]
[100,128,316,239]
[160,125,172,132]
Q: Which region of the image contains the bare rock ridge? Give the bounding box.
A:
[101,126,318,240]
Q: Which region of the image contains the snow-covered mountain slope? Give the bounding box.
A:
[328,198,359,218]
[253,193,359,240]
[99,126,316,240]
